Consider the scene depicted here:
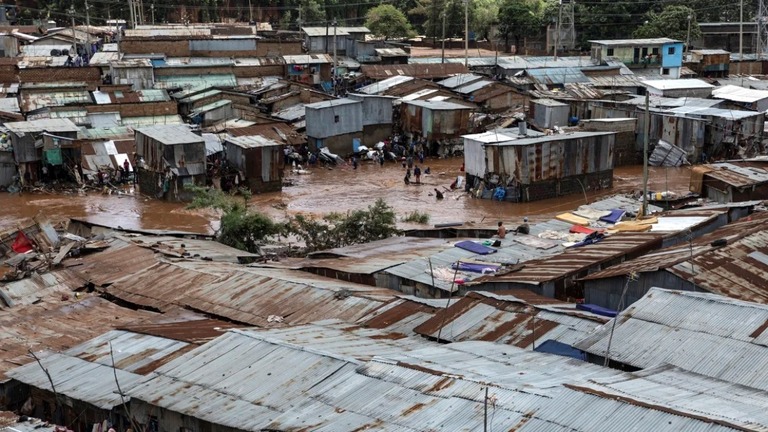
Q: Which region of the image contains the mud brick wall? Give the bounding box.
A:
[19,67,101,88]
[84,101,178,117]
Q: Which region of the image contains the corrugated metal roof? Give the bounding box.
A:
[5,118,80,133]
[119,319,243,344]
[0,271,79,309]
[526,67,590,85]
[88,50,120,66]
[272,103,306,121]
[61,329,191,374]
[403,100,472,110]
[121,114,183,127]
[473,233,662,284]
[642,78,715,90]
[570,364,768,432]
[154,74,237,97]
[104,261,397,326]
[357,75,415,95]
[713,84,768,103]
[705,163,768,187]
[437,73,484,89]
[375,48,408,57]
[590,37,681,45]
[20,90,92,112]
[358,296,444,336]
[0,294,158,380]
[305,97,360,110]
[302,26,369,36]
[136,124,203,145]
[576,287,768,391]
[361,64,469,80]
[581,212,768,303]
[7,351,144,409]
[225,134,282,149]
[412,291,607,347]
[190,99,231,115]
[282,53,333,64]
[454,79,494,94]
[128,235,260,262]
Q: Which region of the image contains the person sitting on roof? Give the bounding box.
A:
[514,217,530,235]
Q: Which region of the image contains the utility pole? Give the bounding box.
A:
[151,4,155,25]
[69,5,76,54]
[483,387,488,432]
[441,11,446,64]
[464,0,469,67]
[85,0,90,28]
[739,0,743,74]
[248,0,253,23]
[642,92,650,217]
[333,19,338,94]
[554,0,562,60]
[128,0,135,29]
[686,14,692,52]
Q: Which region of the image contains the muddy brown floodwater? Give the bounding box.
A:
[0,158,692,233]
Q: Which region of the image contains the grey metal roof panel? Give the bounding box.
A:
[572,364,768,431]
[436,73,484,89]
[403,100,472,110]
[5,118,80,133]
[225,134,282,149]
[453,79,494,94]
[357,75,415,95]
[135,124,204,145]
[576,288,768,391]
[305,98,361,110]
[7,351,144,409]
[63,329,190,373]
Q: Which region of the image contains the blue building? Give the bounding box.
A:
[660,41,685,78]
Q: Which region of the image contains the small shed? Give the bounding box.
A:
[305,98,363,155]
[224,135,284,193]
[347,93,394,145]
[401,100,472,142]
[529,99,569,129]
[711,85,768,112]
[135,125,206,201]
[283,54,332,86]
[642,79,714,98]
[5,118,80,183]
[463,131,616,202]
[694,163,768,203]
[688,49,730,77]
[0,147,15,187]
[110,59,154,90]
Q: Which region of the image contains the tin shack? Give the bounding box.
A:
[347,93,394,146]
[224,135,284,193]
[135,125,206,201]
[529,99,570,129]
[464,131,615,202]
[400,100,472,156]
[5,118,80,184]
[687,49,730,78]
[305,98,363,155]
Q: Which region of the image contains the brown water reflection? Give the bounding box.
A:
[0,159,692,233]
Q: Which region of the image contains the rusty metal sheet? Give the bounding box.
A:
[119,319,244,344]
[361,63,468,80]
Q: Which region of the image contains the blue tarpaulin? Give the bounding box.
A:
[600,209,625,224]
[454,240,497,255]
[451,262,501,273]
[534,340,587,360]
[577,303,617,318]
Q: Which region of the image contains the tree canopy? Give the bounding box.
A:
[497,0,544,52]
[633,5,702,45]
[365,4,415,39]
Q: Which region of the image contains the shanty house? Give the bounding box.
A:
[110,59,154,90]
[642,79,714,98]
[224,135,284,193]
[283,54,333,86]
[302,26,370,56]
[463,131,615,202]
[712,85,768,111]
[580,213,768,309]
[305,98,362,155]
[693,162,768,203]
[400,100,472,153]
[530,98,569,129]
[589,38,684,77]
[135,125,206,201]
[4,118,80,184]
[687,49,730,77]
[347,93,394,146]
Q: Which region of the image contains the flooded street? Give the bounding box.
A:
[0,158,692,233]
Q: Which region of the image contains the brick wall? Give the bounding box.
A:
[19,67,101,87]
[234,65,285,77]
[83,101,178,117]
[121,40,190,56]
[256,41,302,56]
[153,66,234,77]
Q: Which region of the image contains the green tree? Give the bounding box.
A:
[187,186,281,254]
[633,5,701,45]
[287,198,401,253]
[497,0,543,52]
[365,4,415,39]
[472,0,501,41]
